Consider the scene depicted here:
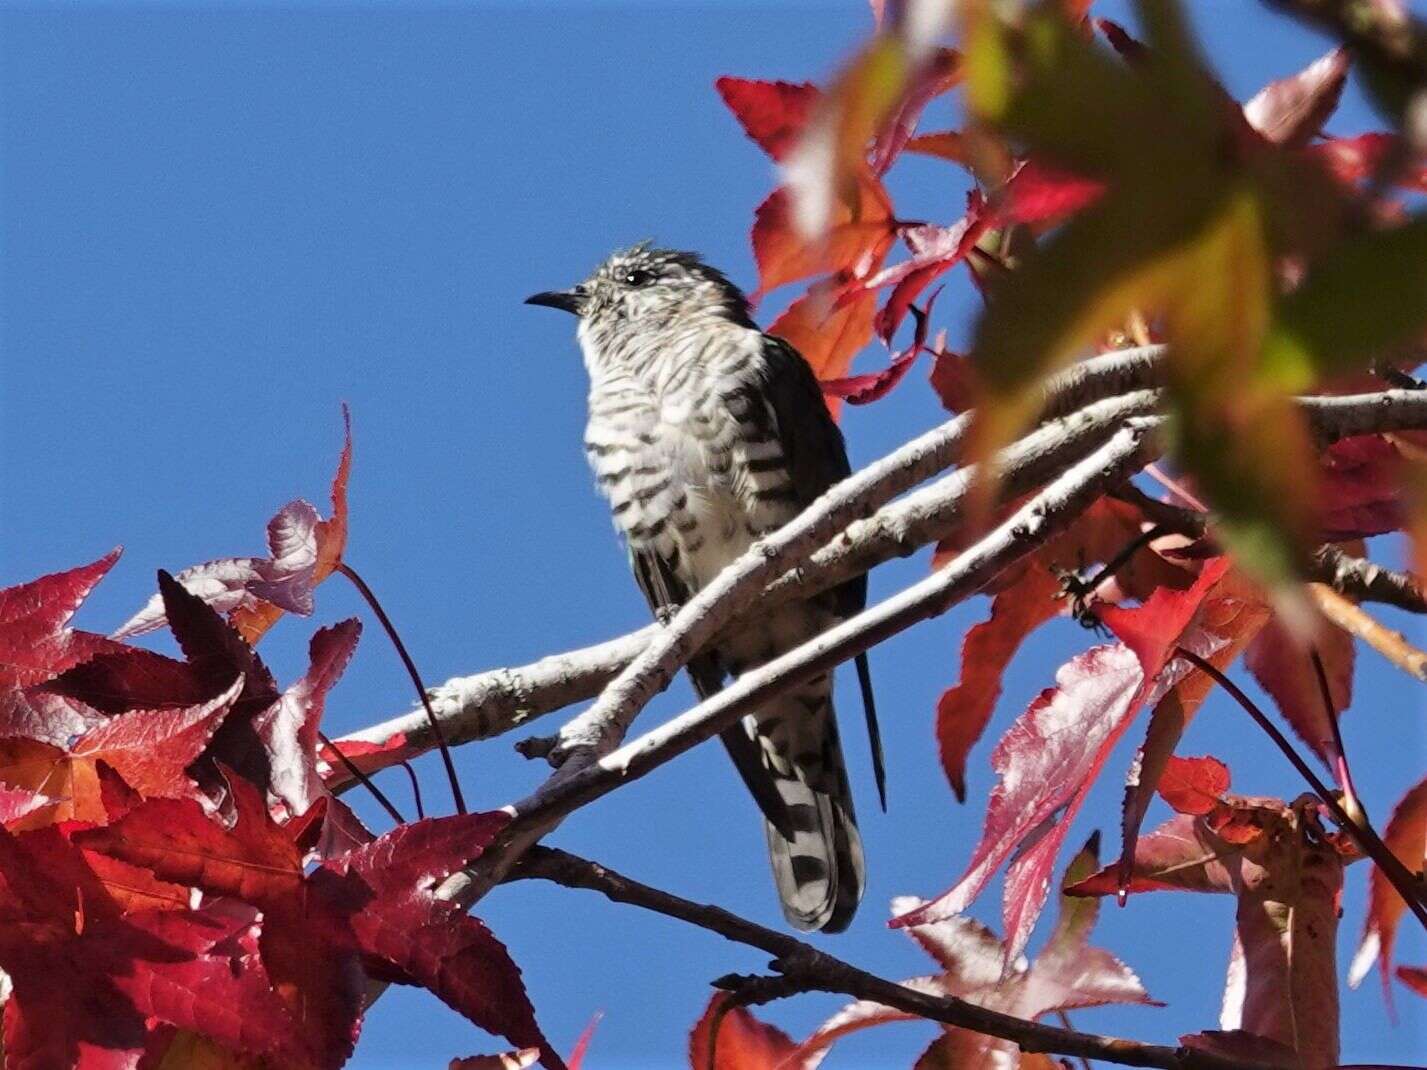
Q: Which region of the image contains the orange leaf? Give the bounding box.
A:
[687,994,796,1070]
[1157,755,1230,816]
[767,280,879,415]
[752,172,894,296]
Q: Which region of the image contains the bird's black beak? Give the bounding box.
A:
[524,288,585,315]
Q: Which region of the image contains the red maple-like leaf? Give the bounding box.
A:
[114,409,352,644]
[312,812,564,1069]
[1157,755,1231,816]
[767,275,882,396]
[1397,964,1427,999]
[1309,132,1427,193]
[752,173,896,297]
[865,198,990,344]
[1244,613,1353,766]
[257,618,362,818]
[868,48,961,175]
[0,550,122,689]
[0,823,303,1069]
[714,77,820,162]
[80,784,563,1069]
[798,836,1154,1067]
[0,678,242,821]
[1317,434,1406,540]
[42,645,216,714]
[821,289,940,405]
[898,560,1228,957]
[687,994,797,1070]
[1349,773,1427,999]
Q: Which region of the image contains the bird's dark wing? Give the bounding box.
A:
[628,545,794,837]
[756,333,886,809]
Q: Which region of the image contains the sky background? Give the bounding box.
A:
[2,1,1424,1066]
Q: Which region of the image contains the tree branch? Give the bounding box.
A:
[329,384,1427,789]
[1262,0,1427,94]
[445,418,1162,903]
[506,846,1278,1070]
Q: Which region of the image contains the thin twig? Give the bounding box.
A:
[506,846,1277,1070]
[337,562,467,815]
[331,386,1427,786]
[1310,583,1427,682]
[397,760,425,821]
[1309,646,1363,824]
[316,731,404,825]
[448,421,1161,904]
[1175,646,1427,934]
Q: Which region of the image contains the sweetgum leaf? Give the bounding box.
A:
[714,77,820,162]
[0,549,122,689]
[1348,774,1427,996]
[687,994,797,1070]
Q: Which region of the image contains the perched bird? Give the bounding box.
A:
[527,243,881,932]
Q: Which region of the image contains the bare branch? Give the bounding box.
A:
[447,418,1161,902]
[1310,546,1427,613]
[330,383,1427,788]
[507,846,1279,1070]
[546,390,1161,763]
[1311,583,1427,682]
[1262,0,1427,94]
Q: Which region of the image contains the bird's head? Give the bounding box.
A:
[525,244,754,339]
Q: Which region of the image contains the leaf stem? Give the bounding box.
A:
[398,759,426,821]
[318,731,405,824]
[1175,646,1427,933]
[337,562,466,815]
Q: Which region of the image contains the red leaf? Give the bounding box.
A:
[452,1052,540,1070]
[1070,813,1243,898]
[866,197,990,342]
[1349,774,1427,996]
[1178,1031,1298,1067]
[1157,755,1231,815]
[868,48,961,174]
[752,173,895,296]
[115,409,353,644]
[999,159,1106,226]
[1318,434,1406,539]
[899,562,1229,954]
[79,775,364,1065]
[1241,49,1348,148]
[0,825,303,1069]
[935,565,1062,802]
[903,130,969,165]
[1309,132,1427,193]
[929,345,977,414]
[257,619,362,817]
[768,277,880,396]
[43,646,215,715]
[892,643,1147,944]
[687,994,797,1070]
[316,812,565,1070]
[820,288,940,405]
[714,77,820,162]
[0,679,245,820]
[1244,614,1353,765]
[153,571,281,789]
[0,550,122,689]
[1397,964,1427,998]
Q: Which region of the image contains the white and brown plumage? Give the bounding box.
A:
[528,244,879,932]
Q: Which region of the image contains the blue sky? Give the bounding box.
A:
[2,1,1424,1066]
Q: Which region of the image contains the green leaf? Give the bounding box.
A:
[1266,214,1427,386]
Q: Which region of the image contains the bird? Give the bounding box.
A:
[527,243,882,932]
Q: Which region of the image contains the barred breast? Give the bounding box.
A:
[582,331,799,593]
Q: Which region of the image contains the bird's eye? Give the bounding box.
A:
[623,268,653,287]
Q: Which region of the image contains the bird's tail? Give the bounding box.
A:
[731,679,864,932]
